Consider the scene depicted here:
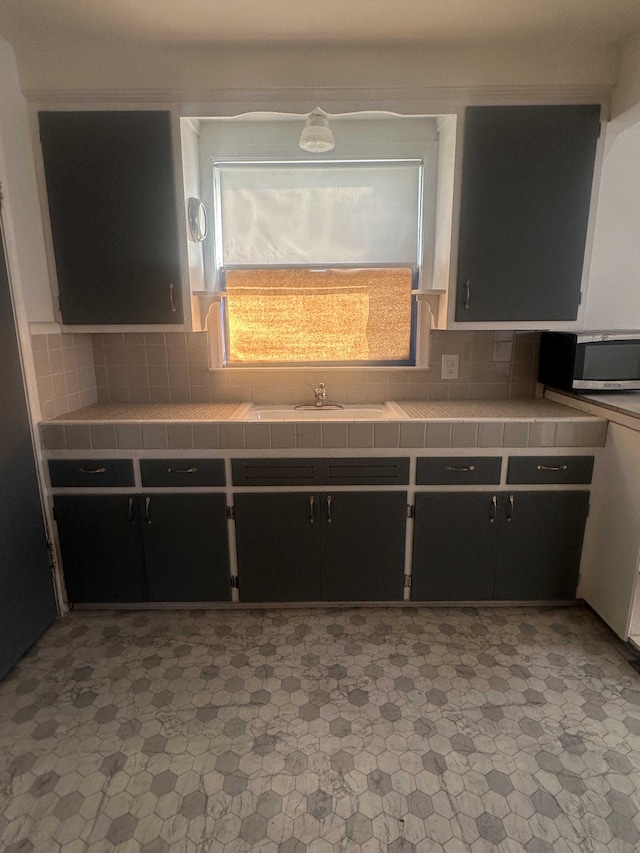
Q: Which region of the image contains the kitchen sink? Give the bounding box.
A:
[243,402,403,421]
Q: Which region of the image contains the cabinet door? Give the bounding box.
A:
[320,492,407,601]
[494,491,589,600]
[140,494,231,602]
[39,111,182,325]
[456,105,600,322]
[234,493,322,602]
[412,492,500,601]
[54,495,147,603]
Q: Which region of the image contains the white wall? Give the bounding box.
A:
[612,33,640,121]
[0,38,55,323]
[11,38,617,95]
[583,122,640,330]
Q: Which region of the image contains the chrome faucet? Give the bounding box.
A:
[313,383,327,407]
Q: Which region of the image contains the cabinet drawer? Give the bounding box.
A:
[140,458,225,487]
[232,459,319,486]
[507,455,594,485]
[232,457,410,486]
[49,459,134,488]
[417,456,502,485]
[323,458,409,485]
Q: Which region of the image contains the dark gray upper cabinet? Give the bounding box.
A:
[38,111,183,325]
[455,105,601,322]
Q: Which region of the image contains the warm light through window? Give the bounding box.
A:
[225,268,414,365]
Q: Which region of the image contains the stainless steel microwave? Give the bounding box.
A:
[539,332,640,391]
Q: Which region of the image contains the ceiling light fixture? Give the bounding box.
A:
[299,112,335,153]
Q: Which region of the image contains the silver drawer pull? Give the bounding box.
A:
[444,465,475,472]
[145,496,152,524]
[327,495,333,523]
[128,497,135,524]
[490,495,497,523]
[464,280,471,310]
[507,493,515,521]
[167,467,198,474]
[169,282,177,313]
[309,495,315,524]
[78,467,107,474]
[537,464,568,472]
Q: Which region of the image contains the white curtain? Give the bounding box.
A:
[216,161,421,266]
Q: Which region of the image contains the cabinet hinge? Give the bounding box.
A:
[230,576,239,589]
[404,575,412,589]
[406,504,415,519]
[226,506,235,520]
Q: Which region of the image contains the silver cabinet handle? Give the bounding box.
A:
[145,496,152,524]
[326,495,333,523]
[309,495,315,524]
[445,465,475,472]
[169,282,177,313]
[490,495,497,523]
[167,467,198,474]
[537,463,568,472]
[464,280,471,310]
[506,493,514,522]
[128,497,135,524]
[78,466,107,474]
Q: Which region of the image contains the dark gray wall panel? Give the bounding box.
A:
[0,235,57,679]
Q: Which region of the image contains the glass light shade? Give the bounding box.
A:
[299,114,335,152]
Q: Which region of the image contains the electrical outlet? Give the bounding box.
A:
[441,354,459,380]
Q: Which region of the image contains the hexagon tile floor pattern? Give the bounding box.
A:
[1,606,640,852]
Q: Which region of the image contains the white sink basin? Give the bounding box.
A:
[244,403,401,421]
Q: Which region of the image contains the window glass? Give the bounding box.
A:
[224,267,414,365]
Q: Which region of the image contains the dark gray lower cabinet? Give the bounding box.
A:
[141,494,231,602]
[55,494,231,603]
[411,493,500,601]
[234,493,322,603]
[412,490,589,601]
[494,491,590,600]
[234,491,407,602]
[320,492,407,601]
[54,495,147,603]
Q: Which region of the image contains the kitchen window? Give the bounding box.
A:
[182,112,454,367]
[213,159,422,366]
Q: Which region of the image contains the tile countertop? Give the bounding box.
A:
[39,398,608,452]
[48,398,599,424]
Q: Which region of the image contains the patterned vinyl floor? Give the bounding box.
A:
[1,605,640,852]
